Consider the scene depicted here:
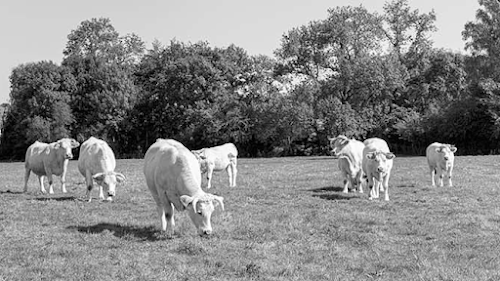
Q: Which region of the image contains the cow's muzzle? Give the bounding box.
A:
[65,154,73,159]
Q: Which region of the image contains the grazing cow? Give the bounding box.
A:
[24,138,80,194]
[191,143,238,189]
[144,139,224,236]
[328,135,365,193]
[426,142,457,187]
[78,137,126,202]
[362,138,395,201]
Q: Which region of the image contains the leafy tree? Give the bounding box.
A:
[0,61,76,159]
[62,18,144,145]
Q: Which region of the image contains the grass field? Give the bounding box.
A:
[1,155,500,281]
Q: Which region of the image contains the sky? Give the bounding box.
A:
[0,0,481,105]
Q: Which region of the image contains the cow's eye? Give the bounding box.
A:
[197,210,203,215]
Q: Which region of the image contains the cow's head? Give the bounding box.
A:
[436,145,457,162]
[366,151,395,178]
[93,172,126,200]
[180,193,224,236]
[51,138,80,159]
[328,135,349,156]
[191,149,208,173]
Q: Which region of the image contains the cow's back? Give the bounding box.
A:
[25,141,50,176]
[426,142,444,167]
[208,143,238,170]
[342,139,364,168]
[144,139,202,210]
[78,137,116,176]
[362,138,392,173]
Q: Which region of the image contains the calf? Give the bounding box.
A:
[362,138,395,201]
[328,135,365,193]
[78,137,125,202]
[426,142,457,187]
[144,139,224,236]
[24,138,80,194]
[192,143,238,189]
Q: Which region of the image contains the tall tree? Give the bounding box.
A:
[62,18,144,144]
[0,61,76,159]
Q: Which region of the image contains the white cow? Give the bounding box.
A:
[191,143,238,189]
[426,142,457,187]
[144,139,224,236]
[362,138,395,201]
[328,135,365,193]
[78,137,126,202]
[24,138,80,194]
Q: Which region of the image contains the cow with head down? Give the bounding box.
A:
[362,138,395,201]
[78,137,126,202]
[144,138,225,236]
[328,135,365,193]
[24,138,80,194]
[426,142,457,187]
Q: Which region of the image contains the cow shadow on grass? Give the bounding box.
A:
[68,223,164,241]
[309,186,356,201]
[0,189,24,195]
[32,195,78,201]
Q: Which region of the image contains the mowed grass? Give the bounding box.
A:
[1,156,500,281]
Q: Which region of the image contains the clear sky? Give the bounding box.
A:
[0,0,480,105]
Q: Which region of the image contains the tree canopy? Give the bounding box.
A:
[2,0,500,159]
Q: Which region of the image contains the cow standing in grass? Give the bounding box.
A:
[144,139,224,236]
[24,138,80,194]
[78,137,126,202]
[329,135,365,193]
[426,142,457,187]
[192,143,238,189]
[362,138,395,201]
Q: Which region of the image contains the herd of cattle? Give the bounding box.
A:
[21,135,457,236]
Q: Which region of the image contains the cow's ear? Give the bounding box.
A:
[385,152,395,160]
[115,173,126,183]
[180,195,194,208]
[54,142,61,149]
[211,195,224,211]
[450,146,457,153]
[93,173,105,183]
[71,139,80,148]
[44,146,51,155]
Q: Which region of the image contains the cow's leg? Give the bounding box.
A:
[356,170,364,193]
[430,167,436,187]
[24,168,31,193]
[206,164,214,189]
[164,201,175,236]
[230,159,237,187]
[226,166,233,187]
[383,173,390,201]
[38,175,47,194]
[367,175,375,200]
[85,170,94,202]
[98,186,105,200]
[342,171,350,193]
[437,167,444,187]
[447,167,453,187]
[156,188,174,234]
[46,173,54,194]
[61,164,69,193]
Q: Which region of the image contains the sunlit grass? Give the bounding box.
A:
[1,155,500,280]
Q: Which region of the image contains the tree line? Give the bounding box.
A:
[1,0,500,160]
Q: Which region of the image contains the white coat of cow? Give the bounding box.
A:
[426,142,457,187]
[362,138,395,201]
[78,137,125,202]
[191,143,238,189]
[144,139,224,236]
[328,135,365,193]
[24,138,80,194]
